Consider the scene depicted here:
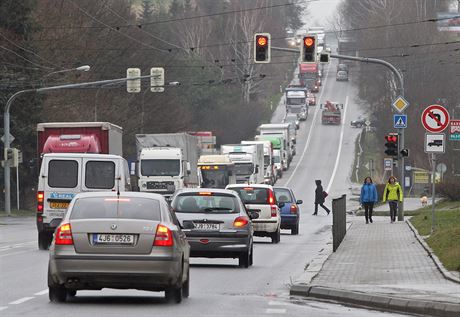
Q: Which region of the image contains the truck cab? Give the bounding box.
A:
[241,140,276,185]
[221,144,264,185]
[198,154,236,188]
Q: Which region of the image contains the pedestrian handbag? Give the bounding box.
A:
[323,191,328,198]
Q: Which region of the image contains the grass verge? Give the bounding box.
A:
[409,201,460,272]
[0,209,35,217]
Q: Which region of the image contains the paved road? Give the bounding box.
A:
[0,61,409,316]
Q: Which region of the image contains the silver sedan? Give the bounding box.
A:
[48,192,190,303]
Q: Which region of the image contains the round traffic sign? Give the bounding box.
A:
[421,104,450,133]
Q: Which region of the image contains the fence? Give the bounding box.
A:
[332,194,347,252]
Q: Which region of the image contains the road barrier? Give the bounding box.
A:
[332,194,346,252]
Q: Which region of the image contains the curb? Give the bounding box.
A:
[290,285,460,317]
[406,220,460,284]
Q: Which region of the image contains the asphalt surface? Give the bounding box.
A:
[0,61,409,316]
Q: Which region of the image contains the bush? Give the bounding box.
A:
[437,179,460,201]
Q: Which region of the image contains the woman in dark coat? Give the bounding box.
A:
[313,179,331,215]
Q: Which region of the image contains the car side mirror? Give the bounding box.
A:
[278,202,285,208]
[296,200,303,205]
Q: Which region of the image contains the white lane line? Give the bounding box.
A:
[0,241,36,252]
[285,63,331,186]
[326,95,349,193]
[34,289,48,296]
[268,300,288,306]
[9,297,34,305]
[0,306,8,311]
[266,308,287,314]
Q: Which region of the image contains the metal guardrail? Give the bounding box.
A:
[332,194,347,252]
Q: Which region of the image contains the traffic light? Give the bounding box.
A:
[384,133,399,157]
[3,148,19,167]
[254,33,271,63]
[400,148,409,157]
[319,52,329,63]
[301,35,317,63]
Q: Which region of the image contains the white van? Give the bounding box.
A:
[36,153,131,250]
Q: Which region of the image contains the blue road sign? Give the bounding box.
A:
[394,114,407,129]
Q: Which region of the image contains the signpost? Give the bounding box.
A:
[393,114,407,129]
[425,133,446,153]
[384,158,393,171]
[392,96,409,113]
[421,104,450,133]
[449,120,460,141]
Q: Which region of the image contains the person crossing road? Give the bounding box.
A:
[313,179,330,215]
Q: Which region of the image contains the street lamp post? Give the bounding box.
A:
[3,75,179,214]
[42,65,91,81]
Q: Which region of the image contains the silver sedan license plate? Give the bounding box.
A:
[194,223,219,231]
[93,234,134,245]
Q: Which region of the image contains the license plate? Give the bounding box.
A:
[50,202,69,209]
[193,223,219,231]
[93,234,135,245]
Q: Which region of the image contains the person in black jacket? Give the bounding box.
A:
[313,179,330,215]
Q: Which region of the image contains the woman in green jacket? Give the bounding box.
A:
[382,176,403,223]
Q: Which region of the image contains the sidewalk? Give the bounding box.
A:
[291,217,460,316]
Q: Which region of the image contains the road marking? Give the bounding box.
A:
[285,63,331,186]
[268,300,288,306]
[0,306,8,311]
[9,297,34,305]
[266,308,287,314]
[326,95,349,193]
[34,289,48,296]
[0,241,35,252]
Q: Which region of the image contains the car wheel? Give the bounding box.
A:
[49,286,67,303]
[67,290,77,297]
[249,244,254,266]
[182,267,190,299]
[271,228,280,244]
[38,232,52,250]
[165,286,182,304]
[292,223,299,235]
[239,248,251,268]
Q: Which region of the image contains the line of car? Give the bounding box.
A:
[47,184,302,304]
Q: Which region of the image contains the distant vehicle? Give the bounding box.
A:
[307,92,316,106]
[350,117,367,128]
[272,149,283,179]
[226,184,282,244]
[221,144,264,184]
[37,153,131,250]
[447,17,460,26]
[428,140,443,147]
[337,64,349,72]
[299,63,319,92]
[255,135,288,172]
[258,123,293,166]
[336,70,349,81]
[321,101,343,125]
[48,192,190,303]
[198,155,236,189]
[273,187,303,235]
[284,113,300,130]
[241,140,276,185]
[171,189,255,268]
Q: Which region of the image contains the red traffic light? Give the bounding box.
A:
[385,135,398,143]
[257,36,268,47]
[304,37,314,47]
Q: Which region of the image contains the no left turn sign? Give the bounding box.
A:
[421,104,450,133]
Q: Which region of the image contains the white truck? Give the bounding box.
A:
[285,89,308,120]
[258,123,293,166]
[198,154,236,188]
[241,140,275,185]
[221,144,264,184]
[135,133,199,196]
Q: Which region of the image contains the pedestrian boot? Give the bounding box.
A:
[312,213,317,216]
[369,218,373,223]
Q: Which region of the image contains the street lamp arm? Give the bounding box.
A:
[4,89,37,115]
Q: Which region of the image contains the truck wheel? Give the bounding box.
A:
[38,232,52,250]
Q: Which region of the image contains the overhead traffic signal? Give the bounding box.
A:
[301,35,317,63]
[400,148,409,157]
[384,133,399,157]
[319,52,330,63]
[254,33,271,63]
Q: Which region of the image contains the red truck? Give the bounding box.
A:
[37,122,123,157]
[299,63,319,92]
[321,101,343,125]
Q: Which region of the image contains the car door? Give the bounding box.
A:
[81,157,117,192]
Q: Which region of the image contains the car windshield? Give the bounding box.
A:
[287,98,305,105]
[234,163,254,175]
[201,170,229,189]
[289,107,302,114]
[274,188,293,203]
[338,71,347,76]
[273,155,281,163]
[141,159,180,176]
[173,193,240,213]
[230,187,271,205]
[70,197,161,221]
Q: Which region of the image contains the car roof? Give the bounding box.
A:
[227,184,273,189]
[174,188,239,196]
[73,191,165,200]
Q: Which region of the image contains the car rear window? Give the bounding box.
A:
[48,160,78,188]
[274,189,293,203]
[230,187,272,205]
[173,193,240,213]
[70,197,161,221]
[85,161,115,189]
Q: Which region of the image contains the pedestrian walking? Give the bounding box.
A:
[313,179,330,215]
[360,176,378,224]
[382,176,403,223]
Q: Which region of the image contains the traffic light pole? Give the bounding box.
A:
[3,74,173,214]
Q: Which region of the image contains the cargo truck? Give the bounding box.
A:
[135,133,199,196]
[321,101,343,125]
[241,140,276,185]
[221,144,264,184]
[258,123,293,166]
[198,154,236,188]
[255,135,287,173]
